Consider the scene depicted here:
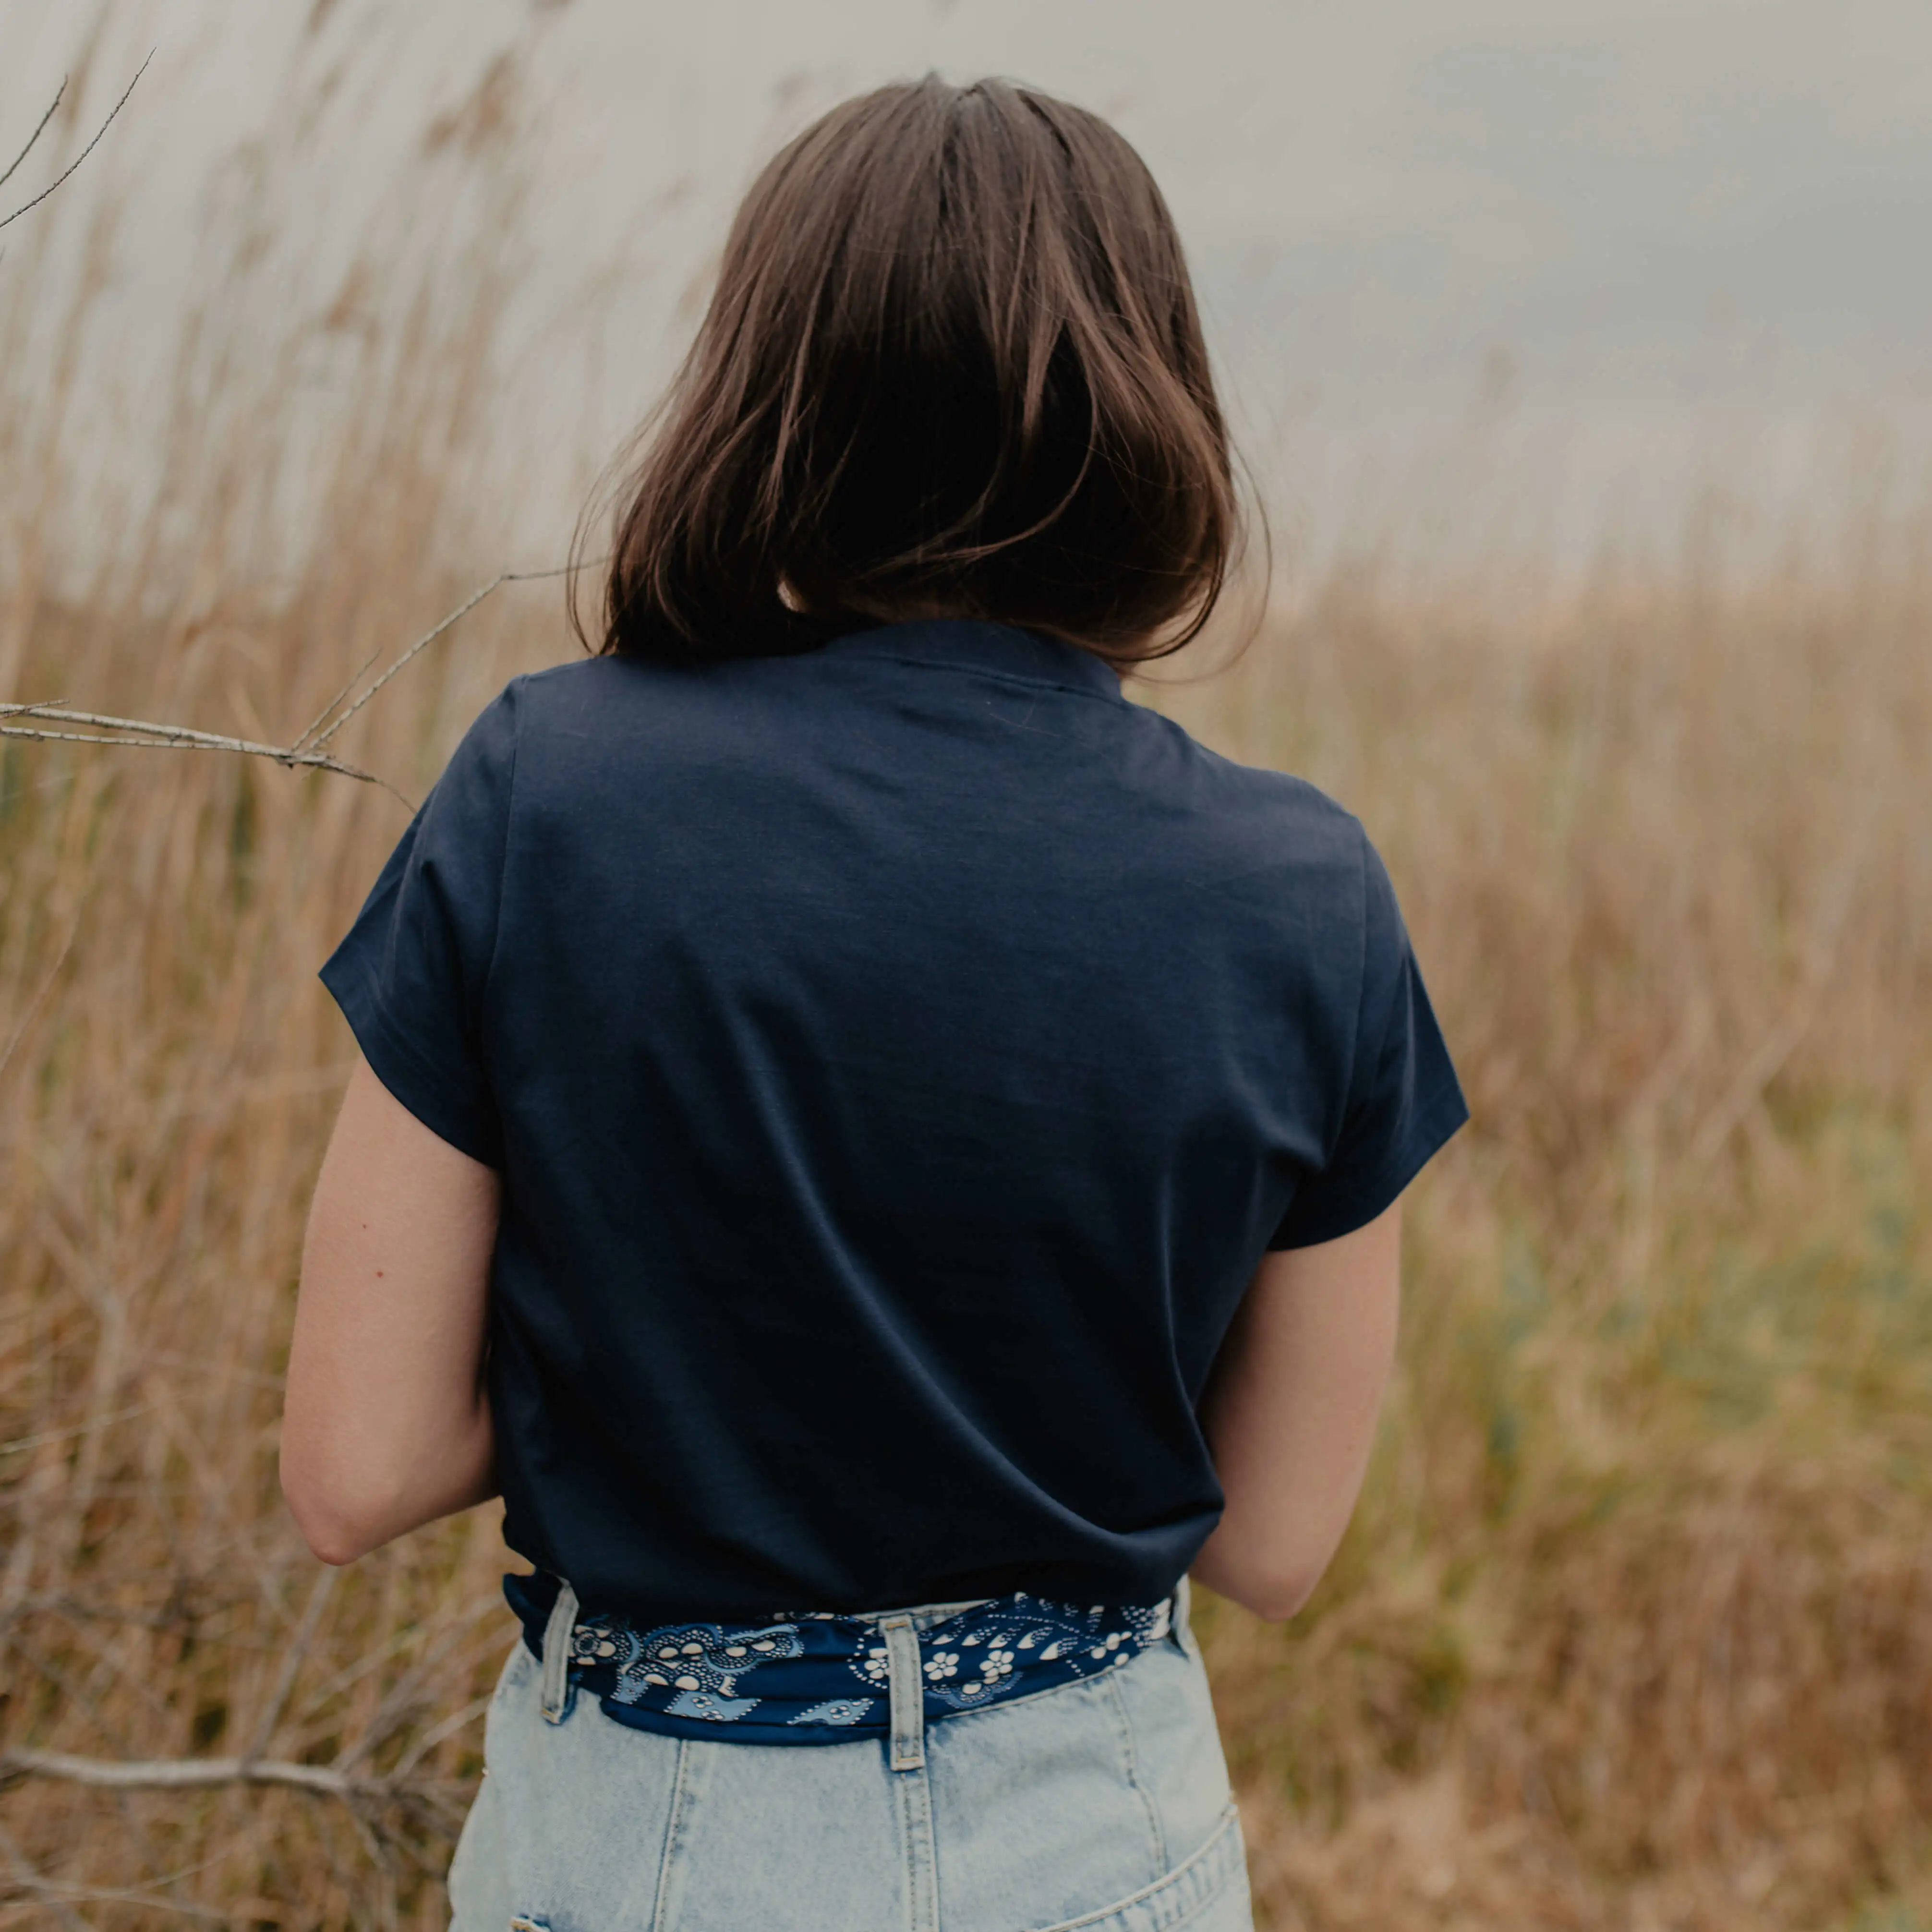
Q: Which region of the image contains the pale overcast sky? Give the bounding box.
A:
[9,0,1932,557]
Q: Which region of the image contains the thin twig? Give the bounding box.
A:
[1688,819,1869,1165]
[0,726,181,748]
[0,715,410,806]
[7,1588,231,1633]
[240,1568,336,1765]
[288,640,395,755]
[0,1817,91,1932]
[384,1692,491,1785]
[334,1598,501,1774]
[11,704,348,754]
[299,576,509,750]
[0,904,81,1087]
[0,79,66,196]
[2,1746,386,1801]
[301,557,598,752]
[0,1402,157,1460]
[1,558,594,808]
[0,52,153,237]
[0,1876,231,1923]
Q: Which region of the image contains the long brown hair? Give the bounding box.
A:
[578,76,1243,668]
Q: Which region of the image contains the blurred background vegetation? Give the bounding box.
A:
[1,11,1928,1929]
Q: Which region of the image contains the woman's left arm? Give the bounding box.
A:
[281,1054,502,1566]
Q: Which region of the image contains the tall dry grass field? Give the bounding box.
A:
[2,50,1929,1932]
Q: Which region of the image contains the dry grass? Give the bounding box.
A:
[1157,546,1932,1929]
[2,52,1930,1932]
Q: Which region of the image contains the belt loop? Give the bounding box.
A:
[1171,1573,1194,1655]
[540,1580,580,1724]
[880,1614,925,1772]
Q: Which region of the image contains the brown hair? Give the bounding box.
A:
[578,76,1244,668]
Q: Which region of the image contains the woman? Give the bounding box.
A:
[282,76,1467,1932]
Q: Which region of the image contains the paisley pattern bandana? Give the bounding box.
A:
[505,1575,1177,1747]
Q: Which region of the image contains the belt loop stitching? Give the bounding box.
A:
[880,1614,925,1772]
[540,1581,580,1724]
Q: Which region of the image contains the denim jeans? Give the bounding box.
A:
[447,1576,1253,1932]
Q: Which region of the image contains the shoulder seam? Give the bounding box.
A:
[516,654,601,686]
[1126,706,1363,817]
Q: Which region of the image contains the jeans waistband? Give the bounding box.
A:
[507,1571,1186,1753]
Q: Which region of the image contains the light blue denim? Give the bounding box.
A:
[447,1576,1253,1932]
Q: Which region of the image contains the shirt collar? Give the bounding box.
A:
[813,619,1127,704]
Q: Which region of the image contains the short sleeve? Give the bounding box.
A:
[1268,835,1469,1249]
[317,684,519,1166]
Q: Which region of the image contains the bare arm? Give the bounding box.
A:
[281,1055,501,1566]
[1189,1200,1402,1622]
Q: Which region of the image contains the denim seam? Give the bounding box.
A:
[1162,1869,1248,1932]
[1026,1802,1240,1932]
[1145,1866,1244,1932]
[892,1750,941,1932]
[1102,1668,1168,1877]
[649,1736,698,1932]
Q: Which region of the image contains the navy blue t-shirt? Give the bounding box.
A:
[320,619,1467,1620]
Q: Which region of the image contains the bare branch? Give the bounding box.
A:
[0,1875,232,1923]
[1688,814,1871,1165]
[0,52,153,237]
[0,556,595,810]
[239,1568,336,1765]
[2,1746,384,1802]
[0,904,81,1087]
[0,712,411,807]
[300,556,600,753]
[0,79,66,197]
[384,1692,491,1785]
[0,1403,156,1461]
[0,1817,92,1932]
[298,573,513,751]
[0,725,179,748]
[11,703,338,754]
[288,640,395,755]
[334,1599,499,1774]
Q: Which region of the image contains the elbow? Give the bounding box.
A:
[285,1502,376,1568]
[279,1448,387,1568]
[1238,1571,1320,1624]
[1192,1548,1322,1625]
[1211,1563,1318,1625]
[278,1404,495,1566]
[295,1519,373,1569]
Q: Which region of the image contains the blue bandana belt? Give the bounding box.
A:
[506,1572,1179,1747]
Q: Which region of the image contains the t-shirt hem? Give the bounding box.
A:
[1266,1088,1471,1251]
[318,959,500,1167]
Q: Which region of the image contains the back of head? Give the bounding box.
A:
[585,76,1240,667]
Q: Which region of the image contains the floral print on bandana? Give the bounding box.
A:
[511,1579,1178,1748]
[851,1594,1173,1713]
[569,1619,804,1724]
